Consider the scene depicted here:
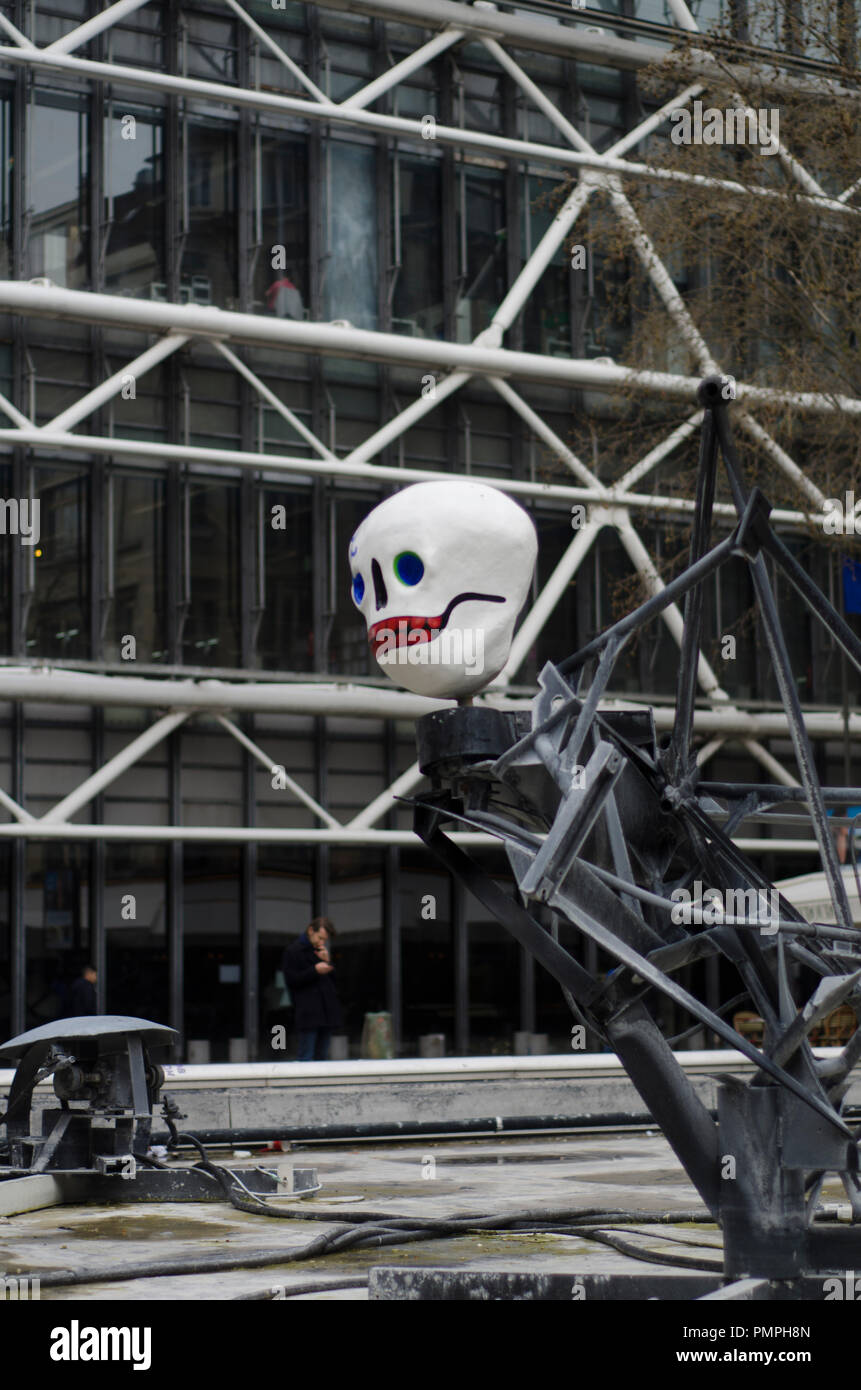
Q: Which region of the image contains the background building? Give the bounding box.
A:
[0,0,856,1058]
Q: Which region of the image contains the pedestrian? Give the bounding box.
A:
[69,963,98,1016]
[282,917,343,1061]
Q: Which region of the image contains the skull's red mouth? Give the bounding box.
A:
[368,591,506,656]
[369,613,443,654]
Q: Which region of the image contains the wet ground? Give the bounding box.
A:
[0,1129,844,1300]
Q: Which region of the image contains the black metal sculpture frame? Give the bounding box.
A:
[412,376,861,1290]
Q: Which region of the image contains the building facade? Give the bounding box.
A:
[0,0,857,1058]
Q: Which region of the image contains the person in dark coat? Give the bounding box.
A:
[282,917,343,1061]
[69,964,98,1016]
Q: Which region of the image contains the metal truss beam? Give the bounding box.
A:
[0,44,853,215]
[212,341,337,461]
[0,665,857,742]
[0,817,825,856]
[254,0,861,101]
[0,421,821,530]
[3,283,859,416]
[40,710,189,824]
[215,714,342,829]
[43,0,151,54]
[44,333,189,434]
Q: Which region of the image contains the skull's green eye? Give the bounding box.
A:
[394,551,424,586]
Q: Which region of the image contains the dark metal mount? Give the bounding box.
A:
[413,376,861,1291]
[0,1015,288,1202]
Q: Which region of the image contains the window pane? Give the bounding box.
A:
[27,466,89,660]
[455,169,506,343]
[104,473,167,663]
[105,844,168,1025]
[255,135,309,319]
[182,480,240,667]
[327,848,385,1041]
[258,845,313,1058]
[323,143,378,331]
[29,95,89,289]
[0,94,11,278]
[522,174,570,356]
[258,487,314,671]
[182,123,238,309]
[25,844,90,1029]
[184,845,241,1056]
[104,108,165,298]
[400,855,453,1055]
[392,156,443,339]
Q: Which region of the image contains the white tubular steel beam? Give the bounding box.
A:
[615,514,727,701]
[839,174,861,204]
[0,46,851,213]
[0,821,494,845]
[342,27,465,109]
[0,820,822,854]
[664,0,829,201]
[0,426,823,528]
[616,412,704,494]
[223,0,331,103]
[43,334,189,435]
[604,83,703,159]
[0,665,856,740]
[486,181,595,344]
[217,0,861,103]
[215,714,342,829]
[742,739,800,788]
[737,412,828,511]
[488,378,603,490]
[6,282,859,415]
[40,710,189,824]
[347,760,426,830]
[343,371,469,467]
[664,0,699,32]
[603,177,718,374]
[0,12,34,48]
[213,341,337,461]
[0,390,34,430]
[495,518,603,686]
[603,186,821,507]
[339,181,594,468]
[0,788,34,823]
[43,0,152,53]
[480,36,592,153]
[695,737,725,767]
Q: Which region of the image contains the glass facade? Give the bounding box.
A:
[0,0,852,1058]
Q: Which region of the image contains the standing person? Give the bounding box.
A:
[282,917,343,1061]
[69,963,98,1016]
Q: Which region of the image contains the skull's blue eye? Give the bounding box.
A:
[351,572,365,604]
[394,551,424,586]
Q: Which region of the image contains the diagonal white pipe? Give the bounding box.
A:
[41,711,189,824]
[223,0,331,103]
[215,714,342,829]
[44,0,152,54]
[43,334,189,434]
[342,28,465,110]
[214,342,338,461]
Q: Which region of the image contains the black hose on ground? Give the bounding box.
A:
[150,1112,662,1146]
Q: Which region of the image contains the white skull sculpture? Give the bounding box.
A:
[348,480,538,699]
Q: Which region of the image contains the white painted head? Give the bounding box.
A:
[348,480,538,698]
